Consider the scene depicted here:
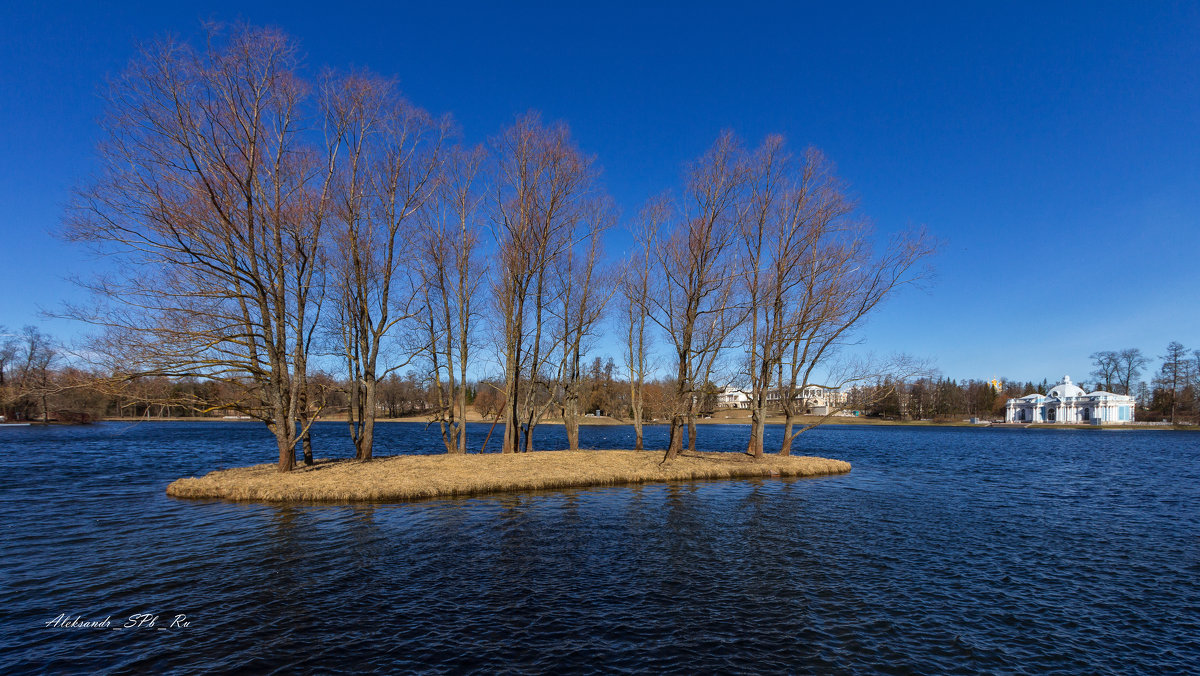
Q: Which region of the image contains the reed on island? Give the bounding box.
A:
[166,450,851,503]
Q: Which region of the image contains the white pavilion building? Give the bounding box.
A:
[1004,375,1135,424]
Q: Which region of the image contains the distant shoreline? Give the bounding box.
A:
[98,415,1197,430]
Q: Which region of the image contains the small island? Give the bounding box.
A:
[166,451,851,503]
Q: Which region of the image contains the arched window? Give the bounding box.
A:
[1081,408,1090,421]
[1017,409,1025,421]
[1047,407,1056,422]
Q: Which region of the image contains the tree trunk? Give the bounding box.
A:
[523,408,539,453]
[663,355,688,462]
[298,378,314,466]
[347,364,362,458]
[273,411,297,473]
[457,333,469,455]
[359,417,374,461]
[276,433,295,473]
[299,405,314,466]
[665,414,683,461]
[269,365,297,472]
[748,403,765,458]
[359,376,376,461]
[301,429,313,466]
[439,374,463,455]
[482,407,503,454]
[780,408,795,456]
[457,389,468,454]
[628,361,645,450]
[632,403,644,451]
[501,316,521,454]
[565,396,580,451]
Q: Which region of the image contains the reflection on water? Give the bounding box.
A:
[2,422,1199,672]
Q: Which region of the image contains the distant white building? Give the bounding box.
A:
[715,387,751,409]
[1004,375,1135,424]
[715,385,847,414]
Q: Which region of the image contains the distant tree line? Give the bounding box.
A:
[1,325,72,423]
[12,314,1200,431]
[841,343,1197,423]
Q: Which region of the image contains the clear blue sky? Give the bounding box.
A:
[2,1,1198,383]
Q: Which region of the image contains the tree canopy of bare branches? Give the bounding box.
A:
[618,201,665,450]
[0,325,58,423]
[59,22,941,469]
[641,132,933,460]
[553,198,613,451]
[66,24,338,471]
[325,72,448,461]
[490,113,603,453]
[737,140,934,455]
[645,132,748,461]
[419,144,488,454]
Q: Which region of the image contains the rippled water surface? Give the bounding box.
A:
[2,421,1198,673]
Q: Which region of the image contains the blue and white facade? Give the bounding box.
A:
[1004,375,1135,424]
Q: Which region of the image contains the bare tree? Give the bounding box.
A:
[738,135,791,458]
[420,144,487,454]
[737,141,927,454]
[619,201,664,450]
[554,199,613,450]
[685,265,745,453]
[325,72,447,461]
[1089,350,1119,392]
[0,327,18,420]
[491,113,599,453]
[646,131,747,461]
[9,326,57,423]
[1159,341,1189,424]
[1115,348,1148,396]
[738,140,871,456]
[761,149,934,456]
[66,25,335,471]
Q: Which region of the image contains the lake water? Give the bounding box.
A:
[2,421,1197,673]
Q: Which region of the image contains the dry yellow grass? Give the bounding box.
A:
[166,450,851,503]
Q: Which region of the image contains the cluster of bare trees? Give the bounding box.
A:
[622,134,933,460]
[63,25,611,468]
[1144,341,1200,424]
[63,23,931,470]
[1088,344,1200,423]
[0,326,59,422]
[490,115,611,454]
[1088,349,1150,397]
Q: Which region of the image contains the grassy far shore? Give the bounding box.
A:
[166,450,852,503]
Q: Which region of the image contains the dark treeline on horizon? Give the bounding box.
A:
[5,329,1198,426]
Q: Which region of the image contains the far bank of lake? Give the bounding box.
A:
[95,412,1199,432]
[3,421,1198,672]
